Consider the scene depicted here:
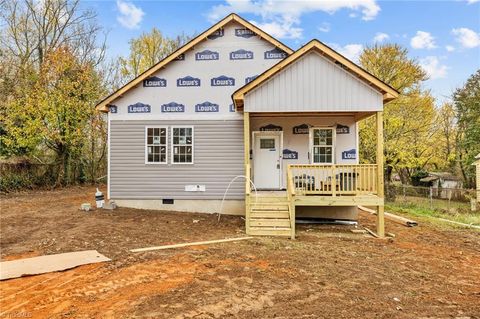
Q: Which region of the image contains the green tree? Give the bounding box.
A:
[118,28,191,82]
[358,44,437,183]
[453,69,480,188]
[1,47,105,185]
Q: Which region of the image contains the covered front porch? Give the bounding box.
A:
[243,111,386,239]
[232,40,398,239]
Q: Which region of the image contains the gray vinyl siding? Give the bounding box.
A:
[244,51,383,112]
[110,120,245,200]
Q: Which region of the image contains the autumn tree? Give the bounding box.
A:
[2,47,105,185]
[118,28,191,82]
[453,69,480,188]
[358,44,437,183]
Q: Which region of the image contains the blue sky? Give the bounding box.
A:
[84,0,480,104]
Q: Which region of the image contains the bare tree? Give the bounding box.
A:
[0,0,106,71]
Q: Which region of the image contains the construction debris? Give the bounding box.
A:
[0,250,110,281]
[130,237,253,253]
[358,206,418,227]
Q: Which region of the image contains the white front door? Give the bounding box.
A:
[253,132,282,189]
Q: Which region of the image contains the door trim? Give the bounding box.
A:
[252,131,283,190]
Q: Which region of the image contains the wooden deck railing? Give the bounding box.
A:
[287,164,378,196]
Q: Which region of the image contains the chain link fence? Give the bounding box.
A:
[386,184,477,215]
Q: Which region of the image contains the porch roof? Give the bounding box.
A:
[233,39,399,111]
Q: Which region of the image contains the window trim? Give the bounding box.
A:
[309,127,336,165]
[171,125,194,165]
[145,126,168,165]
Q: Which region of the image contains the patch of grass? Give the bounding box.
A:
[386,201,480,227]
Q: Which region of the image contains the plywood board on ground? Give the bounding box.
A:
[0,250,110,280]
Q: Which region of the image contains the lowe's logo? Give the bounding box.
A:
[207,28,224,40]
[229,104,235,112]
[342,149,356,160]
[177,76,201,87]
[161,102,185,113]
[108,105,117,113]
[264,48,288,59]
[235,28,256,38]
[211,75,235,86]
[195,101,219,112]
[283,149,298,160]
[195,50,219,61]
[230,49,253,60]
[175,54,185,61]
[245,75,258,84]
[128,102,151,113]
[143,76,167,87]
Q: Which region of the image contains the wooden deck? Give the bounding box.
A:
[245,164,384,239]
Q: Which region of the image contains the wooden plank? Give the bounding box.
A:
[358,205,418,227]
[250,212,290,219]
[130,237,253,253]
[364,227,380,238]
[248,228,292,237]
[250,219,291,227]
[295,195,384,206]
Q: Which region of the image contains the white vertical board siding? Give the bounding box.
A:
[110,120,244,199]
[245,52,383,112]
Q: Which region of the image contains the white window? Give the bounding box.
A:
[311,128,335,164]
[146,127,167,164]
[172,126,194,164]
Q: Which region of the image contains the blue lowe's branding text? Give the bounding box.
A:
[195,50,219,61]
[143,76,167,87]
[195,102,219,112]
[161,102,185,113]
[230,49,254,60]
[177,76,201,87]
[211,75,235,86]
[128,102,151,113]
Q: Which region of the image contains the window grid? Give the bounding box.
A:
[146,127,167,164]
[312,128,334,164]
[172,126,193,164]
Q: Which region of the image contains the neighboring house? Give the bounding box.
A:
[420,172,463,189]
[420,172,463,200]
[474,154,480,203]
[96,14,399,238]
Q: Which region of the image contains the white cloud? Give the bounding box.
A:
[116,0,144,29]
[373,32,389,43]
[451,27,480,48]
[318,22,330,33]
[420,56,448,79]
[465,0,479,4]
[410,31,437,49]
[252,20,302,39]
[445,45,455,52]
[207,0,380,39]
[330,43,364,62]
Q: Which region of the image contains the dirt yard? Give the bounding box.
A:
[1,186,479,318]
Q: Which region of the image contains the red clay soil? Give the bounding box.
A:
[1,186,479,318]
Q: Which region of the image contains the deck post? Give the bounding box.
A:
[376,111,385,237]
[244,112,251,234]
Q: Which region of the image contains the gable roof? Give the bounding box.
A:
[96,13,294,112]
[233,39,399,109]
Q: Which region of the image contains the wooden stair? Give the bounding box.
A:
[247,194,293,238]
